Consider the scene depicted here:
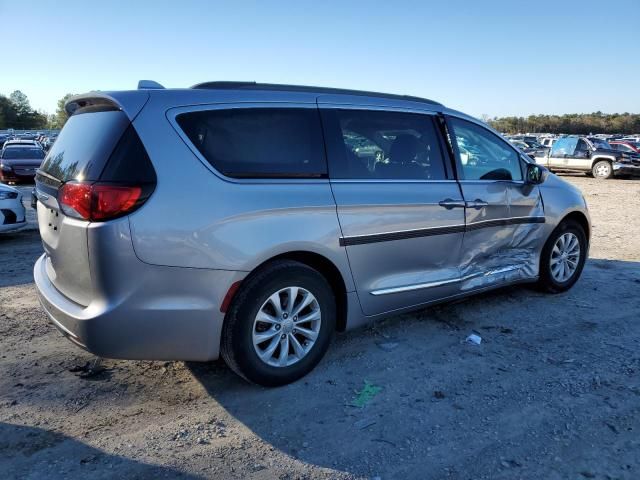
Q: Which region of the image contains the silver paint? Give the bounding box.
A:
[34,86,591,362]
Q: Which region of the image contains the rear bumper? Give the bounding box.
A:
[34,252,245,361]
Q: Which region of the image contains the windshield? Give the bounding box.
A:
[1,147,45,159]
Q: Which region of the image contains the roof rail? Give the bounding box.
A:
[138,80,165,89]
[190,81,442,106]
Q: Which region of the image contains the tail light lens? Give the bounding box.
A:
[59,182,148,221]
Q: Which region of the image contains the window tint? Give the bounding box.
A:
[322,109,447,180]
[449,117,522,181]
[40,110,130,182]
[176,108,326,178]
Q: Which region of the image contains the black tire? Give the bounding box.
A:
[592,160,613,179]
[221,260,335,386]
[537,219,587,293]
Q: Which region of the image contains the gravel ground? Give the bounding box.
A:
[1,175,639,480]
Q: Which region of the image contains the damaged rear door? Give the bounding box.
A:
[446,115,545,290]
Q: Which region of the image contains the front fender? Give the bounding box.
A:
[538,173,591,242]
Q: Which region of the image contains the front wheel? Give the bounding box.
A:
[221,260,335,386]
[592,160,613,179]
[537,220,587,293]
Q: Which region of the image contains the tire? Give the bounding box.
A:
[537,219,587,293]
[221,260,336,386]
[592,160,613,179]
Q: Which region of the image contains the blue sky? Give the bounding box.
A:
[1,0,638,117]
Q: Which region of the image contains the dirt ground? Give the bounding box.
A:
[1,176,639,480]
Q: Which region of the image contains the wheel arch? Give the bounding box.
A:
[234,250,350,332]
[590,156,615,168]
[560,210,590,242]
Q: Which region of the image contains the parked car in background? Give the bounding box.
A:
[620,136,640,143]
[2,139,40,149]
[510,139,542,159]
[34,81,591,386]
[0,146,46,183]
[510,135,539,144]
[609,141,640,154]
[0,183,26,233]
[536,136,640,178]
[540,137,557,148]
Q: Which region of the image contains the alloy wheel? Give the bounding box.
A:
[550,232,581,282]
[252,287,322,367]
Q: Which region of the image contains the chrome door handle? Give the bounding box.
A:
[465,199,489,209]
[438,199,466,209]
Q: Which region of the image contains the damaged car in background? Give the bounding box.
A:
[535,135,640,179]
[33,81,591,386]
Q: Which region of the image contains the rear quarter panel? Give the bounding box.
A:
[127,96,355,292]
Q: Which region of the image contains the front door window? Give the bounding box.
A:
[448,118,522,181]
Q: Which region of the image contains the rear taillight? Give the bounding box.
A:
[59,182,147,221]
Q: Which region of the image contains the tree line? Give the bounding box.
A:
[487,112,640,135]
[0,91,74,130]
[3,90,639,135]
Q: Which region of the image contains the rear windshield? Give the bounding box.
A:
[2,147,45,159]
[176,108,327,178]
[39,110,129,182]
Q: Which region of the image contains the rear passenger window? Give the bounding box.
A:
[176,108,327,178]
[321,109,447,180]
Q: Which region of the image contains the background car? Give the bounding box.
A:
[609,141,640,153]
[540,137,557,148]
[2,139,40,149]
[0,146,46,183]
[0,183,26,233]
[537,136,640,178]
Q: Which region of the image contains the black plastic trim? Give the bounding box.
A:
[1,209,17,225]
[191,81,443,107]
[339,216,545,246]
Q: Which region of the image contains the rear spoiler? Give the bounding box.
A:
[65,91,150,121]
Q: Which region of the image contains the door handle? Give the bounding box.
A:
[438,199,466,209]
[465,199,489,209]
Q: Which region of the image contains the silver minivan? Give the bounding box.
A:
[34,82,590,386]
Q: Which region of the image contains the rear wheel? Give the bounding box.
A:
[537,219,587,293]
[592,160,613,179]
[221,260,335,386]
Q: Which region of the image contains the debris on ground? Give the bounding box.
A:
[376,341,399,352]
[350,381,382,408]
[68,358,106,378]
[465,332,482,345]
[353,418,377,430]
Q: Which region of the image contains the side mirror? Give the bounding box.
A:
[526,163,546,184]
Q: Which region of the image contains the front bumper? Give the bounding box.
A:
[34,252,244,361]
[0,171,36,183]
[613,162,640,176]
[0,200,27,232]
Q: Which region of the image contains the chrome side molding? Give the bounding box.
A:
[370,265,521,296]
